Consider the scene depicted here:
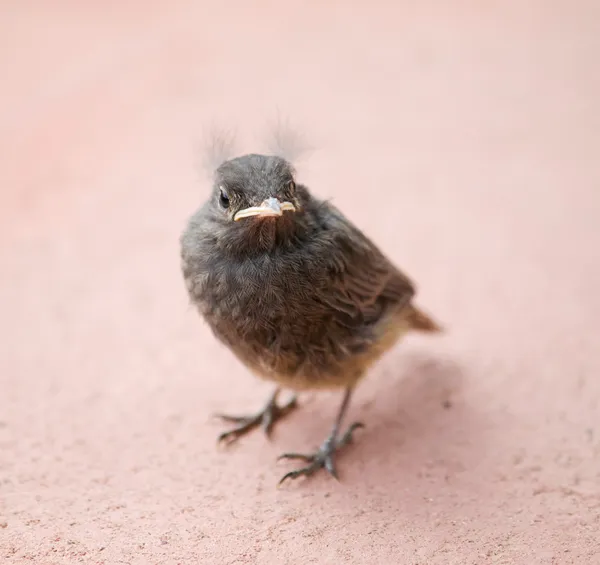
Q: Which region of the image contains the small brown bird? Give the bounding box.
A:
[180,150,442,484]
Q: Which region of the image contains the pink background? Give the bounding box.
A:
[1,1,599,563]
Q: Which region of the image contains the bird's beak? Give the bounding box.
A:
[234,197,296,221]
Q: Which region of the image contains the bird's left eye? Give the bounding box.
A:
[218,187,230,209]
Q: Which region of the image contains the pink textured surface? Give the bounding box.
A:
[1,2,599,563]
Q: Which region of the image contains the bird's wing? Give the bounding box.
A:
[315,204,415,326]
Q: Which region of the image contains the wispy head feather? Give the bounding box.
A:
[197,125,237,176]
[264,114,312,164]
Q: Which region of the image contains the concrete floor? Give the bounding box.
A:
[1,1,599,563]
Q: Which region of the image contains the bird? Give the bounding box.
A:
[180,151,442,485]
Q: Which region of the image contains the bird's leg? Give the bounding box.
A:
[214,388,298,445]
[277,387,364,485]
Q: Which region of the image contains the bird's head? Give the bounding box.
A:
[213,154,301,221]
[204,153,313,253]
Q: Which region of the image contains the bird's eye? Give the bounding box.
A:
[218,187,230,209]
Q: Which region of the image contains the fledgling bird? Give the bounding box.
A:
[180,149,442,485]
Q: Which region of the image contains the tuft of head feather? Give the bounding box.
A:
[197,126,237,176]
[264,115,312,164]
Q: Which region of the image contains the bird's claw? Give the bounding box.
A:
[217,419,258,446]
[215,394,298,446]
[277,421,365,485]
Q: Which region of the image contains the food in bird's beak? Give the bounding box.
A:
[234,197,296,221]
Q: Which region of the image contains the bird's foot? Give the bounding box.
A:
[277,422,365,485]
[214,393,298,446]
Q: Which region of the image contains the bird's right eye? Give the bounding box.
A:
[218,187,230,209]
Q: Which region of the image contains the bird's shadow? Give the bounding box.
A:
[356,349,478,466]
[274,347,489,496]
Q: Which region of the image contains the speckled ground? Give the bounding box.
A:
[1,1,599,563]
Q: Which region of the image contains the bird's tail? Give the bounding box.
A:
[405,304,443,333]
